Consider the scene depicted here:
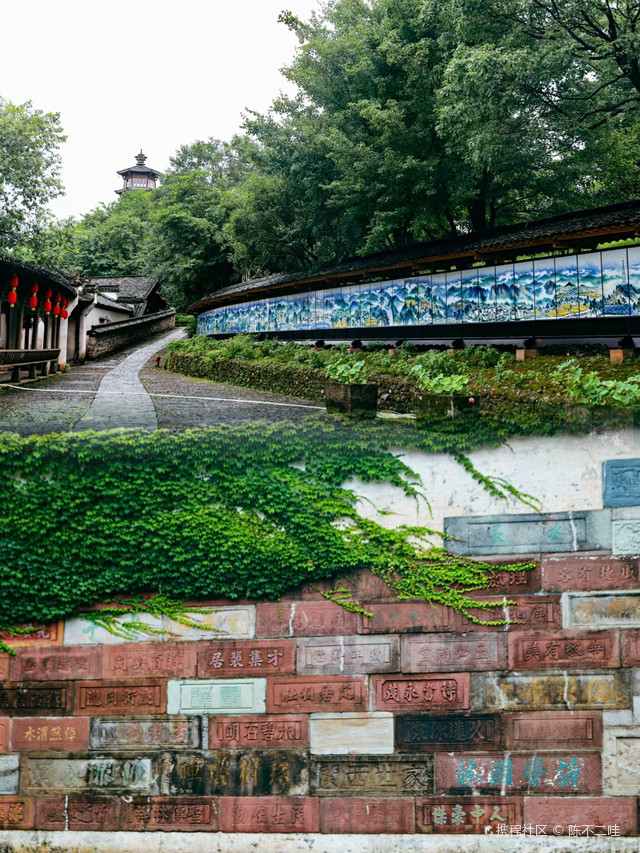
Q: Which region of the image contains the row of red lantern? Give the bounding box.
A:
[7,276,68,319]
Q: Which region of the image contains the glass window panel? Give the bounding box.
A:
[601,248,630,316]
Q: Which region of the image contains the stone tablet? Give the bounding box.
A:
[417,797,522,834]
[0,755,19,794]
[0,684,70,715]
[0,718,8,753]
[473,672,630,711]
[320,797,415,834]
[504,712,602,751]
[219,796,319,832]
[309,713,393,755]
[358,602,453,634]
[256,602,357,638]
[456,596,561,632]
[77,681,166,714]
[621,630,640,666]
[508,632,619,669]
[311,755,433,796]
[102,643,197,679]
[0,797,34,829]
[612,520,640,555]
[396,714,500,752]
[523,796,637,836]
[444,510,611,556]
[0,623,63,647]
[267,676,367,713]
[402,634,506,673]
[563,591,640,629]
[167,679,266,715]
[22,756,157,794]
[373,675,470,712]
[10,647,101,682]
[435,752,601,795]
[35,796,120,831]
[209,715,308,749]
[91,717,200,750]
[12,717,89,751]
[542,556,639,591]
[165,750,308,797]
[121,797,218,831]
[297,636,399,675]
[473,565,540,595]
[603,458,640,507]
[602,727,640,795]
[196,640,295,677]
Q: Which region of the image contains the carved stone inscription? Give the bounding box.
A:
[219,796,319,832]
[91,717,200,750]
[122,797,218,831]
[374,674,470,711]
[103,643,196,679]
[22,757,157,794]
[210,715,308,749]
[508,632,619,669]
[457,597,561,632]
[542,556,638,591]
[297,636,399,674]
[612,521,640,556]
[197,640,295,677]
[36,796,119,830]
[603,458,640,507]
[11,647,101,681]
[12,717,89,751]
[0,623,63,647]
[417,797,522,834]
[396,715,500,752]
[0,797,34,829]
[77,681,166,714]
[565,593,640,629]
[165,750,308,797]
[310,755,433,796]
[402,634,506,673]
[267,676,367,713]
[474,672,629,711]
[167,679,266,715]
[0,685,69,714]
[358,602,453,634]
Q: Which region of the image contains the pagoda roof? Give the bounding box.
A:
[117,163,161,177]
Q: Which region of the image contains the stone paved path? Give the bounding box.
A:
[0,331,323,435]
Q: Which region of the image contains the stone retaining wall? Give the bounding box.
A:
[86,310,176,359]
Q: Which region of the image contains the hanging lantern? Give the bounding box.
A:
[31,282,39,294]
[61,308,68,320]
[62,297,68,309]
[44,298,52,315]
[52,303,60,317]
[29,294,38,311]
[45,287,52,299]
[8,274,18,309]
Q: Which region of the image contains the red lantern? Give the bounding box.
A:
[62,297,68,308]
[29,295,38,311]
[55,292,61,303]
[9,275,18,290]
[8,290,17,307]
[52,303,60,317]
[45,288,52,299]
[44,299,52,315]
[61,308,68,320]
[31,282,39,294]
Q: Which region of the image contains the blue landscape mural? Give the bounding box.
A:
[197,246,640,336]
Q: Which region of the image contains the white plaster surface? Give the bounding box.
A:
[162,606,255,640]
[309,712,394,754]
[167,678,266,714]
[0,831,636,852]
[63,612,164,645]
[351,428,639,541]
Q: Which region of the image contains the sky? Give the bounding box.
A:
[2,0,320,221]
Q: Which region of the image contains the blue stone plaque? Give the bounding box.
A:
[603,459,640,507]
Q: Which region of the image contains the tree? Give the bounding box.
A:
[0,97,65,252]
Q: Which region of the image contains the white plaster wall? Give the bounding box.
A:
[352,427,640,540]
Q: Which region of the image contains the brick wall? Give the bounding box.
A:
[85,310,176,359]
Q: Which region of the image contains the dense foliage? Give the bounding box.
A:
[0,422,537,641]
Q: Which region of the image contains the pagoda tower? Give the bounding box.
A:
[115,150,161,194]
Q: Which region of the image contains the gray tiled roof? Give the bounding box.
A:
[90,277,160,301]
[0,254,77,295]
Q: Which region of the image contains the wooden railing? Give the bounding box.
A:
[0,348,60,366]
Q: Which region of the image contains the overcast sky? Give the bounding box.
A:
[3,0,320,221]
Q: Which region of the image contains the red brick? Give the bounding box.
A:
[196,639,295,677]
[417,797,523,833]
[542,556,639,591]
[11,717,90,751]
[621,629,640,666]
[209,714,308,749]
[0,623,63,647]
[76,680,166,714]
[402,633,506,672]
[10,647,101,682]
[35,797,120,831]
[102,643,196,679]
[455,596,562,632]
[359,602,453,634]
[504,712,601,751]
[282,569,394,602]
[469,563,541,596]
[524,797,637,836]
[373,674,470,711]
[219,797,319,832]
[320,798,414,834]
[435,753,602,795]
[0,717,8,753]
[121,798,218,831]
[267,676,367,713]
[0,654,8,681]
[256,602,357,638]
[0,797,34,829]
[508,632,619,669]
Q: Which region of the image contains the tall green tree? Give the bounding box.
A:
[0,97,65,252]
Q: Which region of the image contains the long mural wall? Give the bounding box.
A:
[197,246,640,336]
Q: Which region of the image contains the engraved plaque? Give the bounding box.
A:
[10,647,101,682]
[35,796,119,830]
[542,556,638,591]
[267,676,367,713]
[77,681,166,714]
[219,796,319,832]
[0,797,34,829]
[320,797,415,833]
[256,602,357,638]
[564,592,640,629]
[603,727,640,795]
[603,458,640,507]
[508,632,619,669]
[167,679,266,715]
[612,520,640,555]
[473,672,630,711]
[0,685,70,715]
[165,750,308,797]
[122,797,218,831]
[91,717,200,750]
[297,636,399,674]
[504,712,601,750]
[396,714,500,751]
[456,596,561,632]
[22,756,157,794]
[524,797,637,836]
[310,713,393,754]
[373,674,470,712]
[103,643,196,679]
[1,623,63,647]
[402,634,506,673]
[209,715,308,749]
[417,797,522,834]
[197,640,295,677]
[12,717,90,751]
[358,602,453,634]
[0,755,19,794]
[311,755,433,796]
